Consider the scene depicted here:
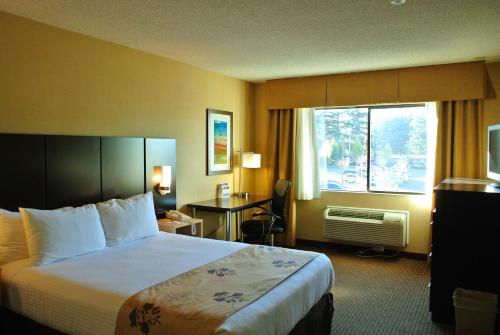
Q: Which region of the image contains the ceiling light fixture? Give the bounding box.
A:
[390,0,406,5]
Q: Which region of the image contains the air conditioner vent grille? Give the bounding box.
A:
[327,209,342,217]
[327,208,385,221]
[323,206,408,247]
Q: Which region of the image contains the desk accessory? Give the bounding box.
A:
[216,183,230,198]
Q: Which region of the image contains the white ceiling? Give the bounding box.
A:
[1,0,499,82]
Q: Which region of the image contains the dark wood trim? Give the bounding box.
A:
[296,238,427,260]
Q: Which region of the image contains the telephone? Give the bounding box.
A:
[165,210,192,221]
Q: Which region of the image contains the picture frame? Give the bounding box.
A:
[206,109,233,175]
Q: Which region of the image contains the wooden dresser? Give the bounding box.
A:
[430,178,500,322]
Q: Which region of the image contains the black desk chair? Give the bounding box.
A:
[240,179,291,246]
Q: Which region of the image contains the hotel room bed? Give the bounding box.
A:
[0,134,334,334]
[1,232,334,335]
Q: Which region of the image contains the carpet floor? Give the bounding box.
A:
[301,246,455,335]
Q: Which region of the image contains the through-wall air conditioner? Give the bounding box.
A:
[323,206,408,247]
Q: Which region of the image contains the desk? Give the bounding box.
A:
[187,195,272,241]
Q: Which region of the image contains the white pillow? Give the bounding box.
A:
[0,209,29,265]
[97,192,159,246]
[20,204,106,266]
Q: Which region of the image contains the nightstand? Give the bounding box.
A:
[158,218,203,237]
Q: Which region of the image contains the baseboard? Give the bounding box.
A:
[295,238,427,261]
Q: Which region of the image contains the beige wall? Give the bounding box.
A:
[0,11,254,238]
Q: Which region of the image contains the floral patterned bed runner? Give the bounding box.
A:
[115,245,319,335]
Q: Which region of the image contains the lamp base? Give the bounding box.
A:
[238,192,249,199]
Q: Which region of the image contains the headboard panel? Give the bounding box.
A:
[45,135,101,208]
[101,137,145,202]
[0,134,45,210]
[0,134,176,212]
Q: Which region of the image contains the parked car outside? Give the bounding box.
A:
[327,180,346,190]
[410,155,427,169]
[342,169,366,185]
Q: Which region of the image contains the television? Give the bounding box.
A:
[487,124,500,181]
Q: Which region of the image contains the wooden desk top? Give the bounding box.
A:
[187,195,272,212]
[158,217,202,227]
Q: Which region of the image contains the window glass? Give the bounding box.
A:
[315,104,433,194]
[370,106,428,193]
[316,108,368,191]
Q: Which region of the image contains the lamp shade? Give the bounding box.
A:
[160,166,172,189]
[241,153,261,168]
[153,165,172,195]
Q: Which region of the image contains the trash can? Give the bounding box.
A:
[453,287,497,335]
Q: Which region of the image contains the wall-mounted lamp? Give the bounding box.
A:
[153,165,172,195]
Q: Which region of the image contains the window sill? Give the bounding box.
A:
[319,189,429,196]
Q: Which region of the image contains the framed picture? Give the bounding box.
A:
[206,109,233,175]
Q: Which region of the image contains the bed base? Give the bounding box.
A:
[0,292,333,335]
[290,292,334,335]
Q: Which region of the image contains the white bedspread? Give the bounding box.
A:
[0,233,334,335]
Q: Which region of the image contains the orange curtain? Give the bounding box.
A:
[258,108,297,246]
[434,100,484,185]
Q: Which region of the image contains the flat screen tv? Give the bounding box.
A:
[487,124,500,181]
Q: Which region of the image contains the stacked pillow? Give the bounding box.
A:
[0,191,159,267]
[0,209,29,265]
[96,192,159,246]
[20,205,105,266]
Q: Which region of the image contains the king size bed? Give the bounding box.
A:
[0,133,335,335]
[1,232,334,335]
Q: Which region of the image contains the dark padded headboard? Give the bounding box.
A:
[0,134,176,212]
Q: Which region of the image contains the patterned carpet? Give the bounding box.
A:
[301,246,455,335]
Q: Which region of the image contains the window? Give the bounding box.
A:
[315,104,435,194]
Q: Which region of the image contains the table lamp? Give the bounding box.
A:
[238,151,261,198]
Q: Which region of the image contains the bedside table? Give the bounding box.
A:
[158,218,203,237]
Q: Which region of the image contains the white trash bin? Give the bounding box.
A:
[453,287,497,335]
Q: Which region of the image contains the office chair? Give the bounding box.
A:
[240,179,291,246]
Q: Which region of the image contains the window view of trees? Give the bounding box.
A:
[315,104,431,193]
[316,108,368,191]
